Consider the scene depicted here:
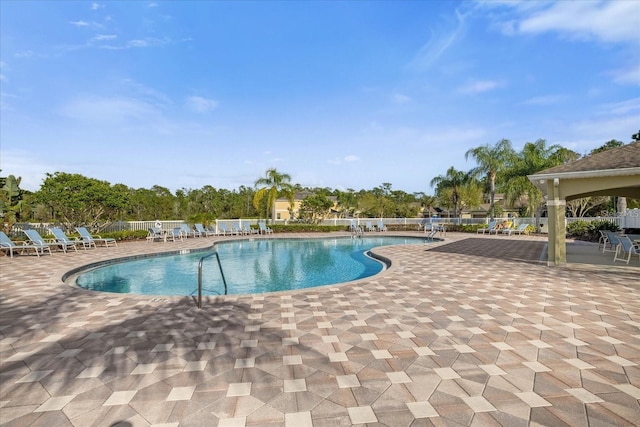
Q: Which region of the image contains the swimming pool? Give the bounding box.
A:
[74,236,429,296]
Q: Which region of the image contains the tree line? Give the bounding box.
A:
[1,136,638,233]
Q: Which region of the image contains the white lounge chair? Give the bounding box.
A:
[258,222,273,235]
[180,223,200,238]
[218,224,232,236]
[614,235,640,264]
[231,222,245,235]
[166,227,184,242]
[147,227,164,242]
[195,223,216,237]
[365,221,375,232]
[49,227,82,252]
[477,221,497,234]
[243,223,258,235]
[502,223,529,236]
[602,230,622,253]
[377,220,387,232]
[76,227,117,248]
[1,231,52,257]
[23,229,57,254]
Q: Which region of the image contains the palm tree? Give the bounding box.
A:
[253,168,294,223]
[502,139,579,224]
[430,166,469,218]
[465,139,514,220]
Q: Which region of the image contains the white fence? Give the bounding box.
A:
[10,209,639,237]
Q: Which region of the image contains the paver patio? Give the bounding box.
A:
[1,232,638,426]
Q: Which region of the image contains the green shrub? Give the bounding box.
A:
[566,220,619,242]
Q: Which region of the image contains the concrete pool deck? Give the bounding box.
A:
[1,232,638,426]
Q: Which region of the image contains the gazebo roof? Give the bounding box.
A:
[537,141,640,175]
[528,141,640,199]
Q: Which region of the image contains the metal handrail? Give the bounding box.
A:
[197,251,228,308]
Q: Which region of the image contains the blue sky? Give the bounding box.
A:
[1,1,639,194]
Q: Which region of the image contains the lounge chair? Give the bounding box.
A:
[258,221,273,235]
[49,227,81,252]
[597,230,609,251]
[232,222,245,235]
[496,221,513,235]
[365,221,375,232]
[76,227,117,247]
[503,223,529,236]
[602,230,622,253]
[166,227,184,242]
[377,220,387,232]
[477,221,497,234]
[243,223,257,235]
[180,223,200,238]
[23,229,57,254]
[489,221,510,235]
[147,227,164,242]
[218,224,232,236]
[1,231,52,257]
[613,235,640,264]
[195,223,216,237]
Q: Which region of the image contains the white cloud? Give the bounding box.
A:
[521,94,567,106]
[392,93,411,104]
[92,34,117,41]
[91,3,102,11]
[609,64,640,86]
[70,20,90,27]
[58,96,161,123]
[488,1,640,45]
[0,150,58,192]
[408,9,468,71]
[457,79,504,95]
[185,96,219,113]
[128,39,149,48]
[596,97,640,116]
[328,155,360,165]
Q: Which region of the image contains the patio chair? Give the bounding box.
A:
[503,223,529,236]
[602,230,622,253]
[166,227,184,242]
[365,221,375,232]
[76,227,117,248]
[180,223,200,238]
[147,227,164,242]
[597,230,609,251]
[613,235,640,264]
[243,223,258,235]
[377,220,387,232]
[232,222,245,235]
[489,221,511,235]
[195,223,216,237]
[258,221,273,235]
[1,231,52,257]
[218,224,231,236]
[49,227,81,252]
[477,221,497,234]
[23,229,57,254]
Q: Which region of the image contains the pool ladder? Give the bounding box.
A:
[197,251,228,308]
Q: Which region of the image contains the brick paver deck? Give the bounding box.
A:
[1,232,638,426]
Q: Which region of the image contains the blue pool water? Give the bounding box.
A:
[74,236,428,296]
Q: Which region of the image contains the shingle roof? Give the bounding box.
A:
[538,141,640,175]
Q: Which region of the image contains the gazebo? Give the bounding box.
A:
[528,141,640,265]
